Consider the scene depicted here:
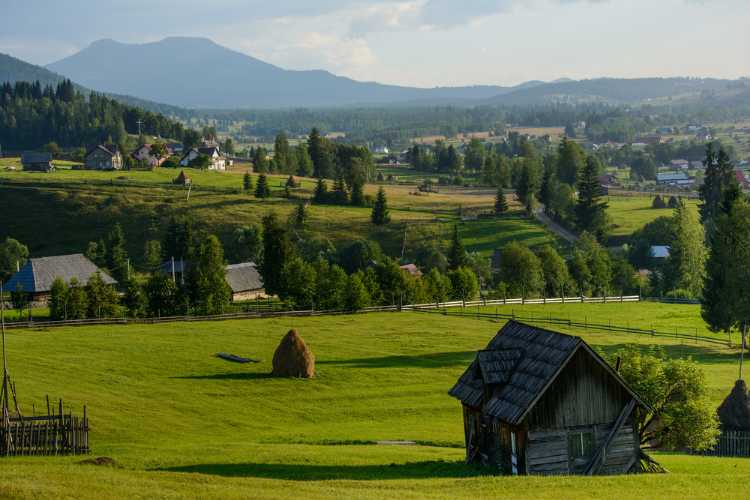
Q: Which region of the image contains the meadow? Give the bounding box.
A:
[0,303,747,498]
[606,195,700,239]
[0,165,541,262]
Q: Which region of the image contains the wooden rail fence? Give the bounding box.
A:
[1,402,89,456]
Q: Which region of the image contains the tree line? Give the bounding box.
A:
[0,80,190,150]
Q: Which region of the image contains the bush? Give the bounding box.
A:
[652,195,667,209]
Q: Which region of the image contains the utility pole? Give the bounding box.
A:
[136,119,143,137]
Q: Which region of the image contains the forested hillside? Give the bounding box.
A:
[0,80,188,150]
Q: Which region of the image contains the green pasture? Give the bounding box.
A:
[606,195,699,239]
[0,304,746,498]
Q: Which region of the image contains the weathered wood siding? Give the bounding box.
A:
[526,349,630,429]
[526,421,636,475]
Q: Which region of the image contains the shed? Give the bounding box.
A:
[21,151,54,172]
[4,254,116,302]
[85,144,123,170]
[225,262,265,301]
[449,321,651,475]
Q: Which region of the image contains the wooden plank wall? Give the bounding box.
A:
[526,423,637,476]
[0,413,89,456]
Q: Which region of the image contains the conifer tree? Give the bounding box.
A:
[243,171,253,192]
[448,225,467,270]
[575,156,609,241]
[313,178,329,204]
[699,144,738,238]
[331,175,349,205]
[371,187,390,225]
[495,187,508,215]
[260,213,295,296]
[106,223,129,282]
[188,235,231,315]
[293,202,307,228]
[254,174,270,198]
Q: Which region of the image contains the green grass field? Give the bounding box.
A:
[606,196,700,239]
[0,303,748,498]
[0,165,544,262]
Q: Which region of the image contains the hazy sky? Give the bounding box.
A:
[2,0,748,87]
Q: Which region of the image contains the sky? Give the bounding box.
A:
[2,0,749,88]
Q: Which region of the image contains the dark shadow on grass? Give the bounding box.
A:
[172,372,275,381]
[317,351,476,369]
[157,460,481,481]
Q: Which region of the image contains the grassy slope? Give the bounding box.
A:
[0,166,549,262]
[0,304,747,498]
[607,196,700,239]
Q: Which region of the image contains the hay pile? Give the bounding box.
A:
[272,329,315,378]
[717,379,750,431]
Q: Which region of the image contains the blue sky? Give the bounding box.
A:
[2,0,748,87]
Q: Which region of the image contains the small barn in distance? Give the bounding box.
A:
[21,151,54,172]
[225,263,265,301]
[450,321,651,475]
[4,254,117,302]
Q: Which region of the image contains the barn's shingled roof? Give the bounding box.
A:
[4,254,116,293]
[225,262,263,293]
[449,321,647,425]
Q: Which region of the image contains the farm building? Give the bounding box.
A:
[225,262,265,301]
[450,321,650,475]
[157,261,264,301]
[179,146,229,171]
[131,144,167,167]
[21,151,54,172]
[4,254,117,302]
[85,144,123,170]
[656,171,692,186]
[400,263,422,278]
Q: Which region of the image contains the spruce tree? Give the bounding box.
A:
[575,156,609,241]
[331,176,349,205]
[293,202,307,228]
[702,197,750,334]
[699,144,738,238]
[495,187,508,215]
[448,225,467,270]
[243,171,253,192]
[254,174,270,198]
[371,187,390,225]
[106,223,129,282]
[188,235,231,315]
[313,178,329,204]
[350,180,365,207]
[260,213,295,296]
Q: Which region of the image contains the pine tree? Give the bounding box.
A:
[371,187,390,225]
[243,171,253,192]
[308,128,333,178]
[702,197,750,334]
[293,202,307,228]
[259,213,295,296]
[350,180,365,207]
[106,223,129,282]
[254,174,270,198]
[448,225,467,270]
[331,176,349,205]
[575,156,609,241]
[699,144,738,238]
[313,178,329,204]
[494,187,508,215]
[188,235,231,315]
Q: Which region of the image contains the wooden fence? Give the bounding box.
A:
[703,431,750,457]
[1,407,89,456]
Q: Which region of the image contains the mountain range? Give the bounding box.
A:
[2,36,748,111]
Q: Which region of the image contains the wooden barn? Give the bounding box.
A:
[449,321,651,475]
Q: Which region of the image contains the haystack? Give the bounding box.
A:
[717,379,750,431]
[272,329,315,378]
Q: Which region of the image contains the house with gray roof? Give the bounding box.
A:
[85,144,123,170]
[450,321,651,476]
[3,254,116,302]
[225,262,264,301]
[21,151,54,172]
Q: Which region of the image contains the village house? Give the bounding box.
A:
[179,146,229,171]
[656,171,692,186]
[225,262,265,301]
[450,321,651,476]
[4,254,117,303]
[84,144,123,170]
[399,263,422,278]
[670,159,690,170]
[734,169,750,191]
[158,260,264,301]
[131,144,167,168]
[649,246,670,259]
[21,151,54,172]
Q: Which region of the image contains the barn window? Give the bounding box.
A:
[568,431,595,472]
